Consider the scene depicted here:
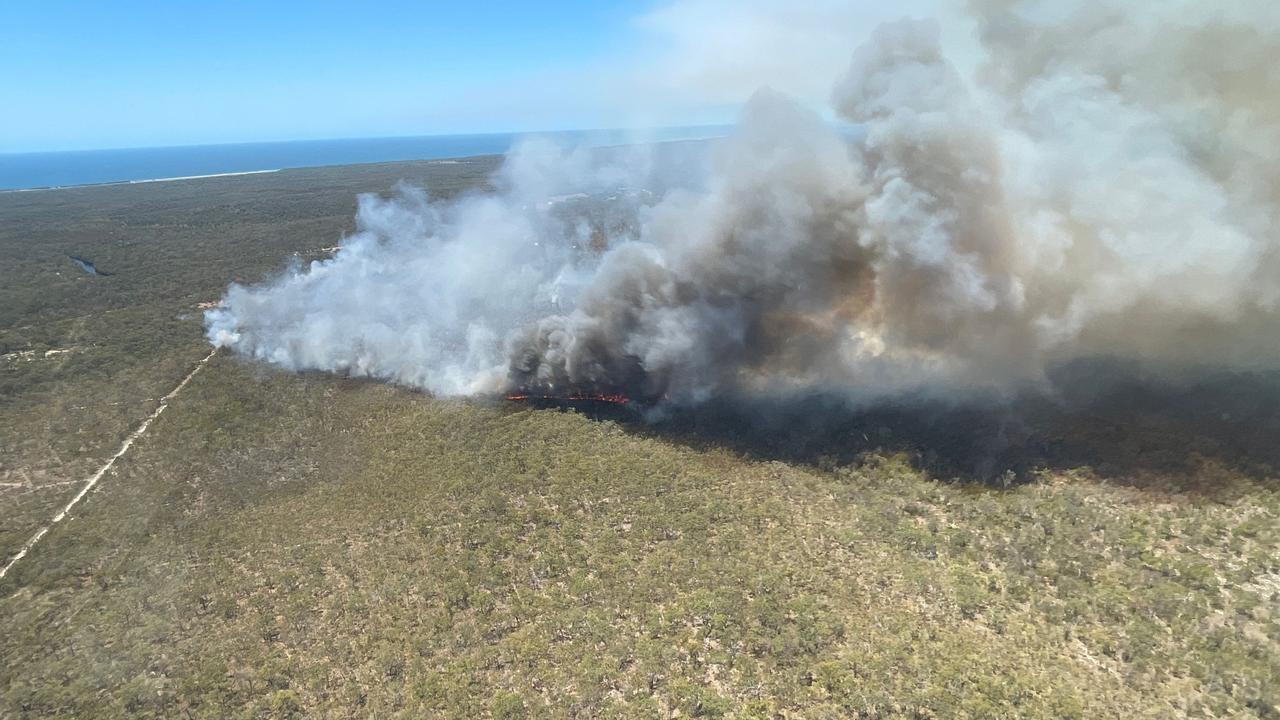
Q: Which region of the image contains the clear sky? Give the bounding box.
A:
[0,0,949,153]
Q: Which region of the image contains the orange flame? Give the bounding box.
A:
[505,392,630,405]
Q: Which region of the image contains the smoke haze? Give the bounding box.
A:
[207,0,1280,406]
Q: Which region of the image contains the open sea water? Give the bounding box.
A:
[0,126,729,191]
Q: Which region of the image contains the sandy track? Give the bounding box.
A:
[0,347,219,580]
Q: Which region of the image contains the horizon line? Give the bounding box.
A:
[0,123,738,158]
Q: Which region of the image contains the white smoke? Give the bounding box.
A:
[207,0,1280,404]
[629,0,949,111]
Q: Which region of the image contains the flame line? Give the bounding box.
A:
[505,392,630,405]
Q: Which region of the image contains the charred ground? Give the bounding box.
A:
[630,365,1280,491]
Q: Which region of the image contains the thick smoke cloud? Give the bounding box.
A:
[207,0,1280,404]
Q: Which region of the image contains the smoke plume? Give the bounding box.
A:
[207,0,1280,406]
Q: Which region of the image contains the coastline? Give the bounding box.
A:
[0,126,730,194]
[0,158,492,195]
[0,135,723,195]
[0,169,282,194]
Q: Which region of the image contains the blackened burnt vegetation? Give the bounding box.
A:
[519,360,1280,492]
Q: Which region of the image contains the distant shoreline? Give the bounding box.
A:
[0,169,283,194]
[0,126,731,193]
[0,157,498,195]
[128,169,281,184]
[0,135,726,196]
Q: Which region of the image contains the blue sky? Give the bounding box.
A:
[1,0,660,152]
[1,0,948,153]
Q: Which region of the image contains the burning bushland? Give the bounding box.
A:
[207,2,1280,423]
[503,391,631,406]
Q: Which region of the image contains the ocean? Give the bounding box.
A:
[0,126,730,192]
